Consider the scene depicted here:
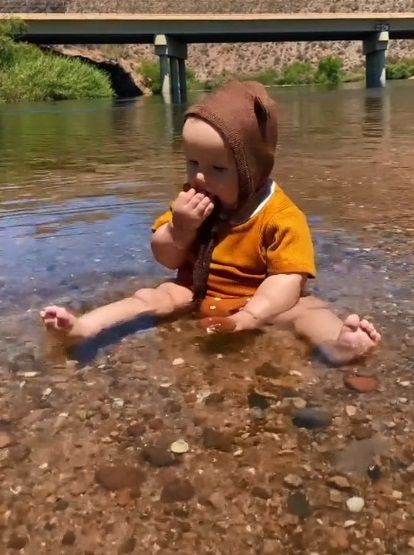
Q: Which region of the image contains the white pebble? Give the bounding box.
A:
[345,405,357,417]
[172,358,185,366]
[392,490,403,499]
[344,520,356,528]
[346,496,365,513]
[170,439,189,454]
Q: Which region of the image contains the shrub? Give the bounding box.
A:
[0,19,113,102]
[386,59,414,80]
[315,56,344,86]
[277,61,315,85]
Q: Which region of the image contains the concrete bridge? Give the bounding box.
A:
[2,13,414,102]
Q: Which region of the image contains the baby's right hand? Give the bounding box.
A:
[171,188,215,245]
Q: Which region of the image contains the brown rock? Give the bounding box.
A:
[126,422,145,437]
[0,431,13,449]
[141,445,176,467]
[8,444,31,463]
[327,527,349,550]
[7,533,28,550]
[251,485,272,500]
[254,362,281,378]
[95,465,146,491]
[202,427,233,452]
[118,536,136,553]
[160,478,195,503]
[344,374,379,393]
[327,475,352,490]
[61,530,76,546]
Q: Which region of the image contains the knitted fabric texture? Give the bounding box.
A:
[185,80,278,300]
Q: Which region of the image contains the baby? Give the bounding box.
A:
[41,80,380,364]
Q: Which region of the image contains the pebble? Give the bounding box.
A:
[170,439,189,454]
[327,475,351,490]
[283,474,303,488]
[292,408,332,430]
[61,530,76,546]
[172,358,185,366]
[95,465,146,491]
[202,427,233,452]
[7,533,28,550]
[251,485,272,500]
[142,445,176,467]
[345,405,357,417]
[346,496,365,513]
[344,520,356,528]
[392,490,403,499]
[0,431,13,449]
[367,464,382,482]
[344,374,379,393]
[287,491,311,518]
[204,392,225,406]
[160,478,195,503]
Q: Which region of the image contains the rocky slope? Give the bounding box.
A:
[2,1,414,79]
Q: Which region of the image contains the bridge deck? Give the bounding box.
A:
[1,13,414,43]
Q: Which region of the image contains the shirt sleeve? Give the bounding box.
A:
[265,206,316,278]
[151,208,172,233]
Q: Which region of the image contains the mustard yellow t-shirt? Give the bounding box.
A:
[152,183,316,299]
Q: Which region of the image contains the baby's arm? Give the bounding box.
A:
[231,273,305,330]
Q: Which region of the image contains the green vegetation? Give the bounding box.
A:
[139,59,203,94]
[386,59,414,80]
[315,55,345,86]
[0,19,113,103]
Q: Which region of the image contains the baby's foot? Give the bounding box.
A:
[320,314,381,365]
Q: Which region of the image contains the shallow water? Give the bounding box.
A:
[0,81,413,367]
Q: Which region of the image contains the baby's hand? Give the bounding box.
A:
[171,188,215,246]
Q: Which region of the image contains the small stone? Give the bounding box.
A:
[329,490,343,503]
[367,464,381,482]
[202,427,233,452]
[284,474,303,488]
[0,431,13,449]
[170,439,189,454]
[248,391,270,410]
[127,422,145,437]
[61,530,76,546]
[251,485,272,500]
[344,520,356,528]
[345,405,357,417]
[327,475,351,490]
[112,398,124,409]
[344,374,379,393]
[160,478,195,503]
[95,465,146,491]
[392,490,403,499]
[172,358,185,366]
[8,444,31,463]
[249,406,267,420]
[254,362,281,378]
[292,408,332,430]
[7,533,28,550]
[204,392,225,406]
[142,445,176,467]
[287,491,311,518]
[346,496,365,513]
[292,398,307,409]
[118,536,136,553]
[327,527,349,550]
[408,537,414,549]
[54,498,69,511]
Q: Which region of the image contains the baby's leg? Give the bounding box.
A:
[40,282,194,345]
[273,295,381,364]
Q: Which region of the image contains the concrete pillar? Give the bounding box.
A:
[154,34,188,104]
[178,58,188,103]
[363,31,389,89]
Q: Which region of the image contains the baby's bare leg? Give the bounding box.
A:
[40,282,194,344]
[273,295,381,364]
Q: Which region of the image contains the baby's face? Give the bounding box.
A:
[183,118,238,211]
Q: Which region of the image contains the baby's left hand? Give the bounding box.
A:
[198,310,259,334]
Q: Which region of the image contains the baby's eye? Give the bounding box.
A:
[213,165,226,172]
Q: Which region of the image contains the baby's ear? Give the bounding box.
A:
[254,97,269,137]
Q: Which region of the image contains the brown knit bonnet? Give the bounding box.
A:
[184,80,278,300]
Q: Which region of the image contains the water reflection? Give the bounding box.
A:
[0,80,413,350]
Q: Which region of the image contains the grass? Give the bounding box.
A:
[0,19,114,103]
[386,59,414,80]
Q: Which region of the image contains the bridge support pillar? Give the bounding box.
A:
[363,31,389,88]
[154,34,188,104]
